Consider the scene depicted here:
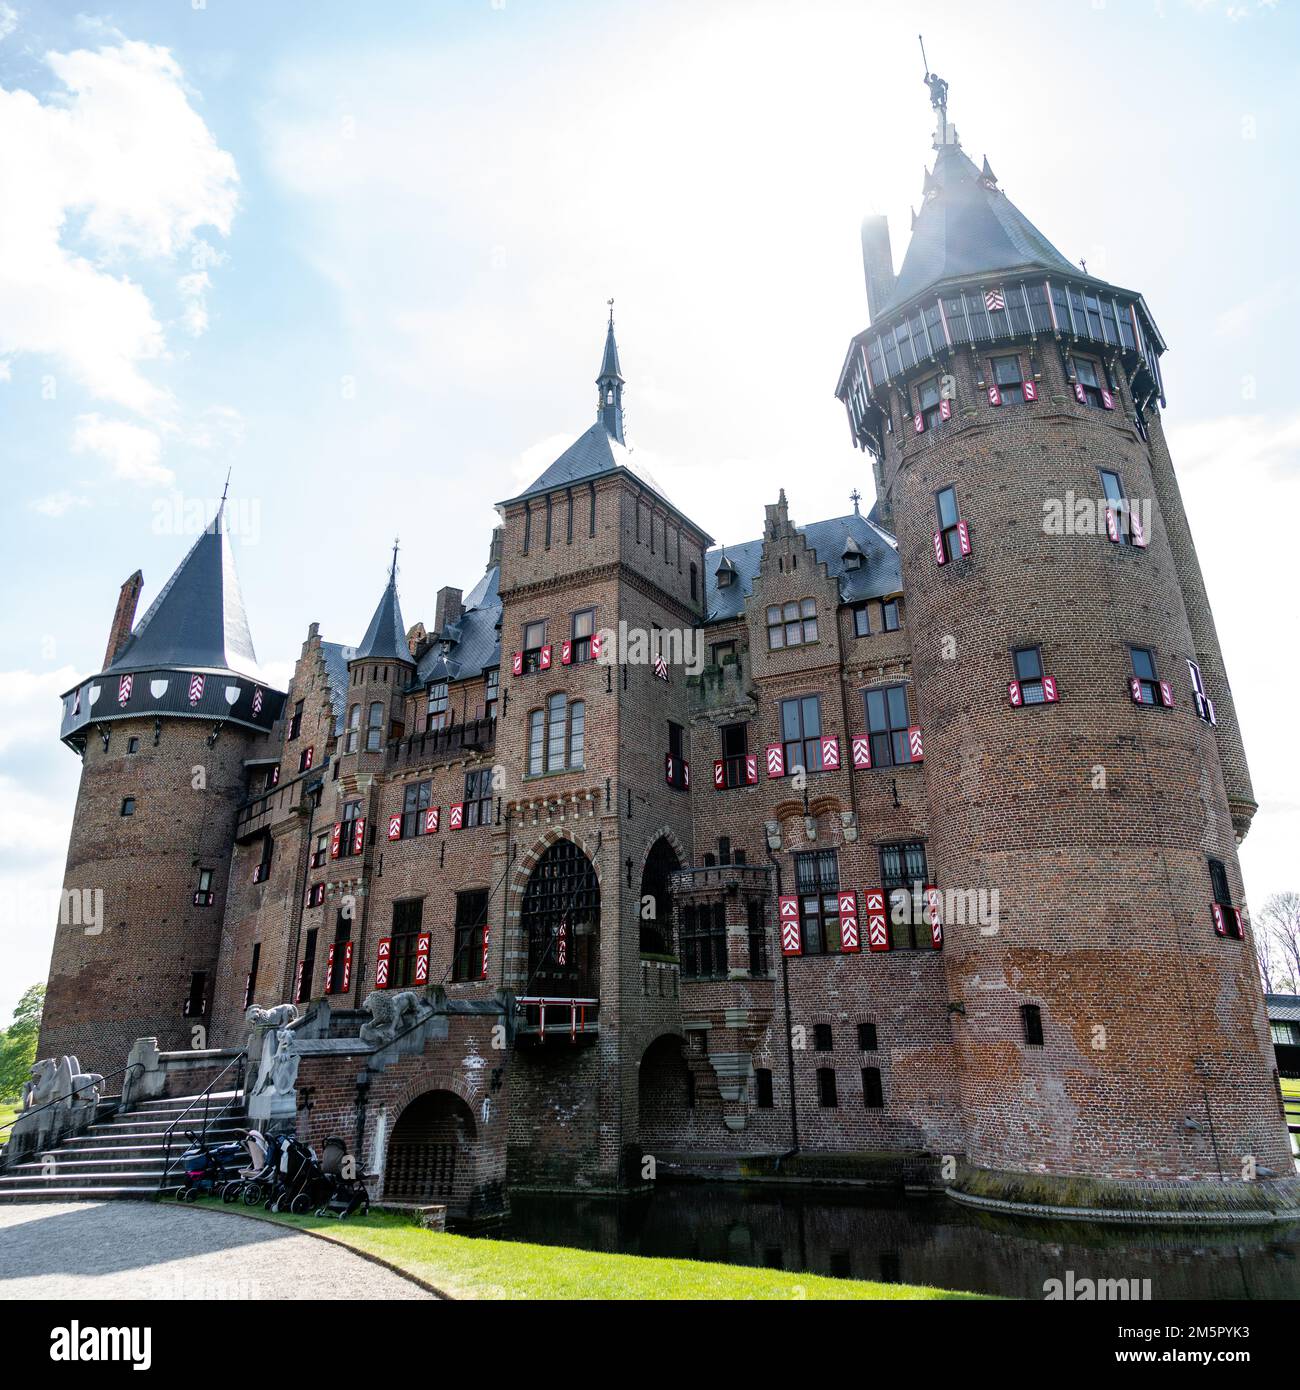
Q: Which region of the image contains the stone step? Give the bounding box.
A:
[69,1126,247,1150]
[0,1184,163,1202]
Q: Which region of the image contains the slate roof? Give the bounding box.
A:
[320,640,356,729]
[1267,994,1300,1025]
[413,565,502,688]
[501,422,681,517]
[704,511,901,624]
[599,320,623,381]
[354,572,410,663]
[881,141,1077,316]
[104,510,263,681]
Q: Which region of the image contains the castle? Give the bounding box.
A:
[36,79,1296,1219]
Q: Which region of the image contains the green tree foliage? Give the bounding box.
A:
[0,984,45,1101]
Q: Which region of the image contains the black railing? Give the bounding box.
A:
[159,1052,247,1192]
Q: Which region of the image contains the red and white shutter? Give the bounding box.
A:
[330,822,342,859]
[590,632,603,660]
[1074,382,1087,405]
[1042,676,1059,703]
[512,651,523,676]
[913,412,924,434]
[1211,902,1227,937]
[851,735,872,769]
[561,639,572,665]
[339,941,353,993]
[713,759,725,789]
[820,735,840,771]
[1008,680,1023,707]
[925,885,943,950]
[414,932,431,984]
[387,813,402,841]
[1159,680,1174,708]
[1129,676,1145,704]
[424,806,440,834]
[556,920,567,967]
[907,726,924,762]
[987,384,1002,407]
[118,674,133,705]
[352,817,366,855]
[448,802,464,830]
[765,743,785,778]
[1232,907,1244,939]
[1023,379,1039,402]
[865,889,890,952]
[540,644,553,670]
[480,926,490,980]
[939,398,952,422]
[323,945,335,994]
[683,761,691,789]
[1105,507,1120,543]
[744,754,759,785]
[664,755,674,785]
[933,531,947,566]
[1100,388,1115,410]
[303,746,314,771]
[1130,513,1147,547]
[293,960,305,1004]
[374,937,391,989]
[778,896,802,956]
[838,891,861,953]
[957,519,972,556]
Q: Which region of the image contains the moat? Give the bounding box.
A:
[471,1184,1300,1300]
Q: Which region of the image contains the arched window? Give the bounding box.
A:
[345,703,360,753]
[366,701,384,751]
[526,696,584,776]
[521,839,599,994]
[640,837,679,956]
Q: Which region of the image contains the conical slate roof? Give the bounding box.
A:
[598,318,623,382]
[882,141,1076,315]
[105,508,261,680]
[354,569,410,663]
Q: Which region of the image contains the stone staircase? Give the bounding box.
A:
[0,1092,247,1203]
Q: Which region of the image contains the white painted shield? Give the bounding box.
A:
[87,684,101,707]
[224,685,241,706]
[150,679,169,699]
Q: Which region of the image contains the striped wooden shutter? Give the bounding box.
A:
[387,814,402,841]
[561,640,572,665]
[907,726,924,762]
[865,890,889,952]
[330,822,342,858]
[765,743,785,778]
[1009,680,1023,706]
[424,806,440,834]
[512,651,523,676]
[448,803,464,830]
[933,531,946,566]
[713,759,725,789]
[324,943,336,993]
[339,941,353,993]
[1023,380,1038,402]
[745,754,759,785]
[1043,676,1059,703]
[778,896,801,956]
[925,885,943,950]
[851,735,872,769]
[352,817,366,854]
[414,932,431,984]
[987,384,1002,407]
[374,937,391,989]
[838,891,860,953]
[481,926,490,980]
[539,645,552,670]
[1105,507,1120,543]
[820,736,840,770]
[957,519,972,556]
[1159,681,1174,708]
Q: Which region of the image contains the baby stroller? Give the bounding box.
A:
[265,1135,323,1215]
[173,1129,247,1202]
[223,1129,276,1206]
[312,1137,370,1219]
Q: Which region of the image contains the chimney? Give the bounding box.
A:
[434,586,464,635]
[860,215,896,323]
[103,571,143,668]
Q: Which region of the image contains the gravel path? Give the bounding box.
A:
[0,1202,432,1300]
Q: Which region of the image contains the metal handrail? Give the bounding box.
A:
[158,1052,247,1191]
[0,1061,143,1137]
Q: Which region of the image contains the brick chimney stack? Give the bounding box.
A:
[103,570,143,667]
[434,586,464,635]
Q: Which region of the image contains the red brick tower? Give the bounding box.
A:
[41,507,284,1075]
[836,78,1292,1202]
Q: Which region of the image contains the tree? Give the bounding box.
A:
[0,984,45,1102]
[1256,893,1300,996]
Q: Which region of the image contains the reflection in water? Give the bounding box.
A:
[477,1184,1300,1299]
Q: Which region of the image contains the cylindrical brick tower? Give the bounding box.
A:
[40,509,284,1076]
[836,84,1293,1207]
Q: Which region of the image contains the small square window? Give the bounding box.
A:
[1021,1003,1044,1047]
[852,603,870,638]
[862,1066,884,1109]
[858,1022,877,1052]
[879,599,901,632]
[813,1023,833,1052]
[120,797,136,817]
[755,1068,774,1108]
[817,1067,838,1108]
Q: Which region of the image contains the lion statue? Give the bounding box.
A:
[360,989,430,1046]
[21,1058,59,1111]
[245,1003,300,1030]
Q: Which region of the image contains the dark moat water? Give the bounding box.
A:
[474,1184,1300,1299]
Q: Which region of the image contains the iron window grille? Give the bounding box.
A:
[880,841,929,950]
[452,889,489,982]
[679,900,729,979]
[795,849,843,954]
[522,838,599,993]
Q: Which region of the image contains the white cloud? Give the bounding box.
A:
[30,489,91,517]
[0,6,16,43]
[0,40,239,414]
[72,412,171,485]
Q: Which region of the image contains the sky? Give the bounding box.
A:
[1,0,1298,1022]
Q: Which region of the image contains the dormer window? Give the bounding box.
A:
[426,681,448,732]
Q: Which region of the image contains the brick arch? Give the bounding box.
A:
[508,826,604,900]
[808,795,842,818]
[388,1071,482,1119]
[636,825,689,880]
[772,799,805,822]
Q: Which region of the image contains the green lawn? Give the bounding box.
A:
[191,1200,982,1300]
[0,1101,18,1149]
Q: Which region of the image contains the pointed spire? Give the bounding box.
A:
[596,300,625,444]
[980,155,997,188]
[354,552,411,664]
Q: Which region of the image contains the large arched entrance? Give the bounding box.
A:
[521,838,599,996]
[639,837,679,955]
[384,1090,477,1210]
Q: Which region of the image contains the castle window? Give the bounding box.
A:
[571,608,596,663]
[326,913,350,994]
[127,736,139,754]
[1208,858,1244,939]
[526,695,583,776]
[917,374,943,430]
[463,768,493,827]
[1073,355,1105,407]
[545,494,553,550]
[858,1022,878,1052]
[196,868,213,897]
[666,720,687,789]
[485,667,499,721]
[991,353,1027,405]
[522,501,532,555]
[244,944,261,1009]
[345,704,360,753]
[880,841,929,950]
[183,971,207,1019]
[522,620,546,674]
[781,696,823,774]
[1013,646,1047,703]
[289,700,303,740]
[298,744,314,773]
[365,702,384,752]
[1021,1004,1044,1047]
[817,1068,838,1108]
[755,1068,774,1108]
[936,486,965,562]
[337,800,362,859]
[566,487,574,545]
[768,599,817,650]
[794,849,842,954]
[1100,468,1129,543]
[388,897,424,989]
[679,901,728,979]
[589,482,597,537]
[690,562,698,600]
[312,831,329,868]
[568,700,585,769]
[425,681,448,731]
[863,684,913,767]
[120,796,136,816]
[862,1067,884,1109]
[879,598,901,632]
[253,831,274,883]
[711,639,737,666]
[299,929,318,1004]
[1130,646,1162,705]
[813,1023,833,1052]
[452,889,489,982]
[747,899,769,976]
[527,709,544,776]
[401,779,431,838]
[852,603,870,637]
[718,721,749,788]
[547,694,567,773]
[1188,660,1216,725]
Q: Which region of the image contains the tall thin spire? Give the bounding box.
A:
[596,300,625,444]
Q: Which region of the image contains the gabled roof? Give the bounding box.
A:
[882,140,1077,316]
[354,571,410,664]
[104,509,262,681]
[414,565,502,688]
[704,511,902,623]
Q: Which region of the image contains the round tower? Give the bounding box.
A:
[40,509,284,1076]
[836,82,1293,1208]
